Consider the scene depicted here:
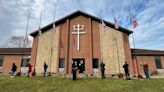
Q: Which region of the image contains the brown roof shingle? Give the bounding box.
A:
[131,48,164,56]
[0,48,31,55]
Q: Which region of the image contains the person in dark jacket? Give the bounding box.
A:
[123,62,130,80]
[11,63,17,77]
[44,62,48,78]
[72,61,77,80]
[100,62,105,79]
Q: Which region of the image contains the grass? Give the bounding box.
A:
[0,75,164,92]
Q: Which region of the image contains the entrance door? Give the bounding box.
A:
[72,59,85,73]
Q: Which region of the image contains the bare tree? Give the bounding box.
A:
[0,36,32,48]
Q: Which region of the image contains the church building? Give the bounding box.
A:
[29,10,133,76]
[0,11,164,77]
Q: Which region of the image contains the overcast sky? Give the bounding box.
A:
[0,0,164,50]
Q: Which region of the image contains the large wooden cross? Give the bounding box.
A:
[72,24,86,51]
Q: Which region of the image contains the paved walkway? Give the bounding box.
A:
[151,75,164,78]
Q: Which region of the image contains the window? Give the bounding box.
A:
[155,56,162,69]
[93,59,99,68]
[21,56,30,67]
[59,58,65,68]
[0,55,4,67]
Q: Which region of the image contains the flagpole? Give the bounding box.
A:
[129,8,141,79]
[34,11,43,78]
[99,9,103,63]
[111,10,116,77]
[20,10,31,74]
[48,10,56,76]
[112,10,122,79]
[98,9,104,78]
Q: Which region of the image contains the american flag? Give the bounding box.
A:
[129,8,138,29]
[132,19,138,29]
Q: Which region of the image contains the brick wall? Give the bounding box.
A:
[2,55,22,73]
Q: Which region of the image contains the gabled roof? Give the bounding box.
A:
[0,48,31,55]
[131,48,164,56]
[30,10,133,37]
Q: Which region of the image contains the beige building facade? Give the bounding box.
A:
[30,11,133,76]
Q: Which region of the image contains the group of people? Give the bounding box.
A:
[122,61,150,79]
[11,62,48,78]
[100,61,150,80]
[100,61,131,80]
[72,61,150,80]
[11,61,150,80]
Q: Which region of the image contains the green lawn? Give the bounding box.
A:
[0,76,164,92]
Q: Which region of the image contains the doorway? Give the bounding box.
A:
[72,59,85,73]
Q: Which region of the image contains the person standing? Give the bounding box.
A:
[141,62,149,78]
[28,63,32,78]
[72,61,76,80]
[100,62,105,79]
[11,63,17,77]
[123,62,130,80]
[43,62,48,78]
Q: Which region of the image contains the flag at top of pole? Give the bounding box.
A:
[129,8,138,29]
[132,19,138,29]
